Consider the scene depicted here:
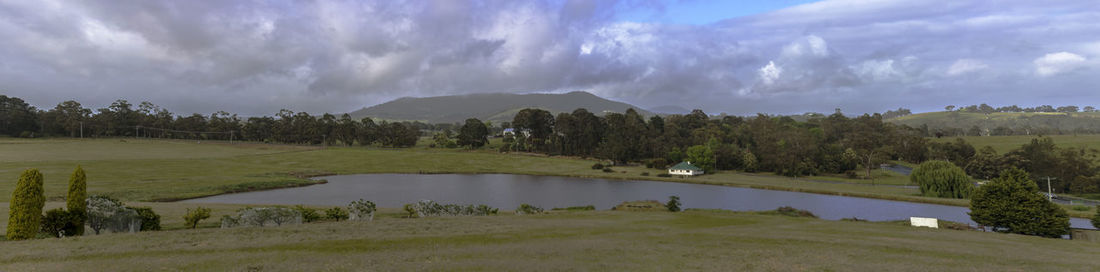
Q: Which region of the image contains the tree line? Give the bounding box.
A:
[945,104,1098,114]
[0,95,420,147]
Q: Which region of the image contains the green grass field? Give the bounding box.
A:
[1,209,1098,271]
[931,134,1100,154]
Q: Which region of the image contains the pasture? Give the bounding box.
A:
[1,209,1098,271]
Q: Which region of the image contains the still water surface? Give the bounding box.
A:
[183,174,1095,229]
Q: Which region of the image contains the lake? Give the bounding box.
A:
[183,174,1096,229]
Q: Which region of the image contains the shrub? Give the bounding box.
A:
[650,158,669,169]
[602,168,614,173]
[66,166,87,236]
[551,205,596,211]
[221,207,302,228]
[516,203,543,215]
[1092,205,1100,229]
[183,207,212,229]
[128,206,161,231]
[911,160,973,198]
[325,207,349,221]
[87,195,135,234]
[657,173,672,178]
[841,217,867,222]
[7,169,46,240]
[292,205,321,223]
[40,208,76,238]
[407,200,497,217]
[666,196,681,212]
[969,168,1069,238]
[348,199,377,221]
[774,206,818,218]
[591,163,604,170]
[742,152,758,172]
[402,204,417,218]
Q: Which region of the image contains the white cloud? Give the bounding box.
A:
[782,35,829,58]
[853,59,901,81]
[1034,52,1087,76]
[946,59,988,76]
[758,61,782,85]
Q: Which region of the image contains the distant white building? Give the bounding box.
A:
[669,161,704,176]
[502,128,530,138]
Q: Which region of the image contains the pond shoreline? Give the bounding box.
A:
[171,169,1093,219]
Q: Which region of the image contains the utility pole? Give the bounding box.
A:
[1042,176,1057,201]
[80,121,83,139]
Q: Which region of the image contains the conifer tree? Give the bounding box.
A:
[67,166,88,235]
[7,169,45,240]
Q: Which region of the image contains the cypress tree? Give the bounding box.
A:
[67,166,88,236]
[7,169,45,240]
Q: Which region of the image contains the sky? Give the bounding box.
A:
[1,0,1099,117]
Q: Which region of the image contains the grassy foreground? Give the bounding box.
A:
[1,210,1098,271]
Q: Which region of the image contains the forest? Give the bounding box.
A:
[2,94,1098,194]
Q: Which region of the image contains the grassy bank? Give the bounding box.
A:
[1,210,1097,271]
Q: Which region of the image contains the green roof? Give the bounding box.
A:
[669,162,703,171]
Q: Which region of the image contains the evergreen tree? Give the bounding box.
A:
[67,166,88,236]
[7,169,46,240]
[911,160,973,198]
[969,168,1069,238]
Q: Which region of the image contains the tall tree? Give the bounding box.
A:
[0,95,40,137]
[512,108,555,152]
[969,168,1069,238]
[456,118,490,149]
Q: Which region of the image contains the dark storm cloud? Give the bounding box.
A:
[0,0,1098,116]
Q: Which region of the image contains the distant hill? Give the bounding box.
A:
[649,105,691,115]
[349,91,655,124]
[888,111,1100,134]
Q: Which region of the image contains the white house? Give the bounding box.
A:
[669,161,704,176]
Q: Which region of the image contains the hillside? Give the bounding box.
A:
[888,111,1100,134]
[349,91,654,123]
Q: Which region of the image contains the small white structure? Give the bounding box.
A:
[669,161,704,176]
[909,217,939,229]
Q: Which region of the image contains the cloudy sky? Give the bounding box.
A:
[1,0,1098,116]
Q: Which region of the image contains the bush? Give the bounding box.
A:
[591,163,604,170]
[402,204,417,218]
[650,158,669,169]
[602,168,614,173]
[910,160,973,198]
[221,207,302,228]
[408,200,498,217]
[293,205,321,223]
[515,203,544,215]
[348,199,377,221]
[183,207,212,229]
[969,168,1069,238]
[128,206,161,231]
[87,195,141,234]
[657,173,672,178]
[666,196,681,212]
[774,206,817,218]
[66,166,87,236]
[40,208,77,238]
[1092,205,1100,229]
[551,205,596,211]
[7,169,45,240]
[325,207,349,221]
